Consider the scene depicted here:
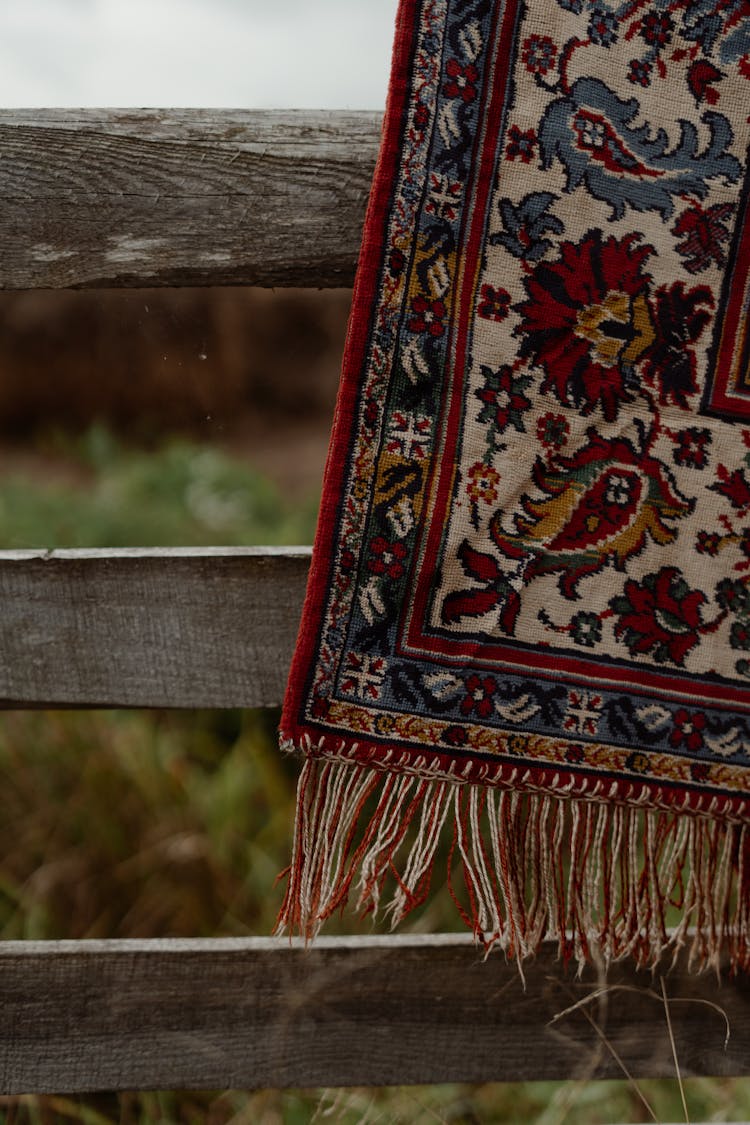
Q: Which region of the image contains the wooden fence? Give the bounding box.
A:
[1,109,749,1095]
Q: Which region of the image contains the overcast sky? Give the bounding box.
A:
[0,0,399,108]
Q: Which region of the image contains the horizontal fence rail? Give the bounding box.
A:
[0,935,747,1093]
[0,109,380,288]
[0,547,309,708]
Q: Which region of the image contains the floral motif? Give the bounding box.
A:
[367,537,407,580]
[413,101,429,132]
[571,611,602,647]
[672,202,735,273]
[731,621,750,650]
[441,539,521,633]
[710,466,750,512]
[669,710,706,752]
[505,124,537,163]
[388,247,406,278]
[589,5,618,46]
[475,364,532,434]
[522,34,558,75]
[642,283,714,407]
[673,428,712,469]
[516,225,716,420]
[626,751,650,774]
[629,58,652,86]
[386,413,431,460]
[408,294,447,337]
[443,58,479,103]
[697,531,721,556]
[460,674,497,718]
[537,412,570,451]
[466,462,501,504]
[716,578,750,615]
[491,192,564,262]
[515,230,655,421]
[564,689,602,735]
[611,568,708,666]
[641,11,673,47]
[477,284,511,321]
[691,762,712,783]
[340,653,387,701]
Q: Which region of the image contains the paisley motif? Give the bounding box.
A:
[538,77,742,217]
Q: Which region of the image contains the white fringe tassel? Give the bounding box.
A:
[276,755,750,972]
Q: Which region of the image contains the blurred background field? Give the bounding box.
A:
[0,287,749,1123]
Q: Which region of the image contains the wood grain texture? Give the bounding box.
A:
[0,547,309,708]
[0,934,746,1093]
[0,109,380,288]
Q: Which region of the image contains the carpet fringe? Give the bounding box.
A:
[276,754,750,972]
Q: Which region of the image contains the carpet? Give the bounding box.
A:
[279,0,750,969]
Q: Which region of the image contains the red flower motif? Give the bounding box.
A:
[460,674,497,719]
[443,58,479,103]
[408,294,446,337]
[443,724,468,747]
[673,427,711,469]
[522,35,557,75]
[516,230,655,421]
[669,709,706,752]
[611,567,707,667]
[696,531,721,556]
[672,202,734,274]
[367,537,407,579]
[505,124,537,163]
[477,284,511,322]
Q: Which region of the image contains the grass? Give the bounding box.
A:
[0,426,319,549]
[0,429,749,1122]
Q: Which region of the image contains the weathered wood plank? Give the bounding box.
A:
[0,935,746,1093]
[0,548,309,708]
[0,109,380,288]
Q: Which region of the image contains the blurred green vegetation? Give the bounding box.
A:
[1,429,749,1123]
[0,427,319,549]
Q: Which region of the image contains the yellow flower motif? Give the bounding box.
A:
[466,462,501,504]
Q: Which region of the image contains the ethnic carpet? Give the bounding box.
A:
[278,0,750,969]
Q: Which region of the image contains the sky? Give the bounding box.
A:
[0,0,399,108]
